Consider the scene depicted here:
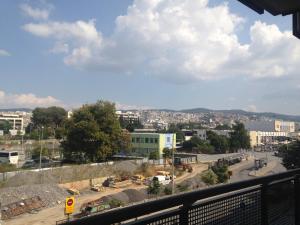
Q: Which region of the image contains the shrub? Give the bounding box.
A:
[164,186,172,195]
[212,165,229,183]
[201,169,218,185]
[148,178,161,195]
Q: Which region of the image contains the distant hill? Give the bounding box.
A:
[0,108,32,112]
[179,108,300,122]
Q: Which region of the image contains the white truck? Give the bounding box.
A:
[152,175,171,185]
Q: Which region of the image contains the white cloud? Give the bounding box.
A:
[245,104,257,112]
[22,0,300,82]
[20,3,51,20]
[0,90,63,108]
[115,102,152,110]
[0,49,10,57]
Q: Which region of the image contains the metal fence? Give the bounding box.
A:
[62,169,300,225]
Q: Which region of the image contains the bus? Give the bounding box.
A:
[0,151,19,165]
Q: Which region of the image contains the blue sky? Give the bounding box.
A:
[1,0,300,115]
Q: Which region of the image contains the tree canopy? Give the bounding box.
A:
[207,131,229,154]
[0,120,12,134]
[229,122,250,151]
[62,101,130,162]
[32,106,67,128]
[282,141,300,169]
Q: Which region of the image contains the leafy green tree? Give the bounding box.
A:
[119,118,143,132]
[149,151,160,160]
[215,124,231,130]
[212,165,229,183]
[282,141,300,169]
[207,131,229,154]
[201,170,218,185]
[182,136,214,154]
[32,106,67,128]
[0,120,12,134]
[62,101,123,162]
[229,122,250,151]
[148,178,161,195]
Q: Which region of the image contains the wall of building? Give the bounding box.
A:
[131,133,176,158]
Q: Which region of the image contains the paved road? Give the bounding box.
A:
[229,151,286,183]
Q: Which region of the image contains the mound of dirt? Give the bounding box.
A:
[0,184,68,208]
[122,189,147,203]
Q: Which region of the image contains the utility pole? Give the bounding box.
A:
[172,134,175,195]
[39,126,44,170]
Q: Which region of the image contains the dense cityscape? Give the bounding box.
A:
[1,0,300,224]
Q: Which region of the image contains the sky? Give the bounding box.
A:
[1,0,300,115]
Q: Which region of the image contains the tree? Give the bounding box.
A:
[229,122,250,151]
[215,124,231,130]
[149,151,160,160]
[148,178,161,195]
[0,120,12,134]
[30,106,67,139]
[119,118,143,132]
[182,136,214,154]
[207,131,229,154]
[32,106,67,128]
[201,170,218,185]
[62,101,123,162]
[282,141,300,169]
[212,165,229,183]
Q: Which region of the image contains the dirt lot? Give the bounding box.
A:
[3,163,208,225]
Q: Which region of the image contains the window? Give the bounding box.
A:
[132,138,135,143]
[0,152,9,157]
[150,138,154,143]
[145,138,149,143]
[154,138,158,143]
[167,137,170,142]
[10,152,18,156]
[136,138,140,143]
[141,138,144,143]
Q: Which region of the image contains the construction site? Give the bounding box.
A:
[0,153,252,225]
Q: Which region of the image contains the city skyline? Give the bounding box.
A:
[1,0,300,114]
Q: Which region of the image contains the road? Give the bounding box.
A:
[229,151,286,183]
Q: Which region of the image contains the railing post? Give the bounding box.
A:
[261,183,269,225]
[295,175,300,225]
[179,204,190,225]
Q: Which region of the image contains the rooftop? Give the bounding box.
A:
[238,0,300,38]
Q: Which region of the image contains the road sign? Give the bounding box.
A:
[65,197,75,214]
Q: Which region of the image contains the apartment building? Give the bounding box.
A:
[0,113,24,134]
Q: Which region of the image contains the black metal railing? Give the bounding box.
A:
[62,169,300,225]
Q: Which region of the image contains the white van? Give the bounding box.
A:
[153,175,171,185]
[0,151,19,165]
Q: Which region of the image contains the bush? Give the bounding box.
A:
[164,186,172,195]
[212,165,229,183]
[0,163,17,173]
[148,178,161,195]
[108,199,124,208]
[149,151,160,160]
[201,170,218,185]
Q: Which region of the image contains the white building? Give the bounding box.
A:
[0,113,25,135]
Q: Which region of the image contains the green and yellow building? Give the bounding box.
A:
[131,133,176,158]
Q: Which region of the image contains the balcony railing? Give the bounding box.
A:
[61,169,300,225]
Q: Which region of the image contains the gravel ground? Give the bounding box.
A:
[0,184,69,208]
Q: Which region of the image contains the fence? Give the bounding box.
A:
[62,169,300,225]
